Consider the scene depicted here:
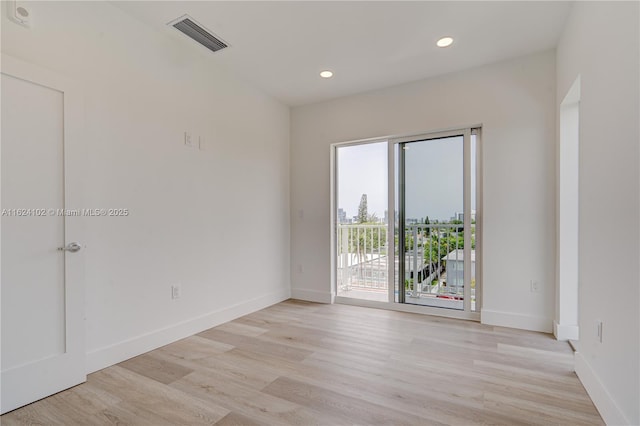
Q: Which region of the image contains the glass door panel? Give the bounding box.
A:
[397,133,475,311]
[335,142,389,302]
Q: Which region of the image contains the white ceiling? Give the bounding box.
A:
[113,1,573,107]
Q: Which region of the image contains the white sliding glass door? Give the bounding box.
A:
[333,128,480,320]
[396,130,478,313]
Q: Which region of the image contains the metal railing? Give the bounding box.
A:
[336,224,388,290]
[337,223,475,302]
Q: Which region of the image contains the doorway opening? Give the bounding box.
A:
[555,76,580,341]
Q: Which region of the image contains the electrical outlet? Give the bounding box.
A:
[530,280,539,292]
[596,320,603,343]
[184,131,192,147]
[171,283,181,300]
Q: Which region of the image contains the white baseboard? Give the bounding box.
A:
[290,287,334,304]
[481,309,552,333]
[553,320,579,341]
[575,352,630,426]
[86,288,290,374]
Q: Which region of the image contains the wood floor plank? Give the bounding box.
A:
[214,321,269,337]
[290,353,532,425]
[483,391,605,425]
[214,411,263,426]
[198,328,313,362]
[263,376,441,426]
[472,359,587,391]
[88,365,229,424]
[155,335,235,361]
[1,300,603,425]
[118,352,194,385]
[169,369,349,425]
[151,347,281,390]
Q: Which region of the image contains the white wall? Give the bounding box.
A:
[556,2,640,425]
[291,50,557,332]
[1,1,290,371]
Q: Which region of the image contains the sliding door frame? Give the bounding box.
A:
[332,126,482,322]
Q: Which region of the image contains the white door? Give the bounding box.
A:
[1,55,85,414]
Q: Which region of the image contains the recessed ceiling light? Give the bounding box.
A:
[320,70,334,78]
[436,37,454,48]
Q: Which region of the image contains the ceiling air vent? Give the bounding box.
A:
[169,15,228,53]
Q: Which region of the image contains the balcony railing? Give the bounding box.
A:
[336,224,388,290]
[337,223,476,305]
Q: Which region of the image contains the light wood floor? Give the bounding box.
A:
[2,300,603,425]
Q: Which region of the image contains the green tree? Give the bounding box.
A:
[357,194,368,223]
[423,229,475,263]
[450,219,464,233]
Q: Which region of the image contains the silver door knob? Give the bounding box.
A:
[58,242,82,253]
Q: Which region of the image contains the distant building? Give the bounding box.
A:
[338,208,347,223]
[442,249,475,290]
[453,210,476,222]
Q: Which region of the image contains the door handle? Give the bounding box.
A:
[58,242,82,253]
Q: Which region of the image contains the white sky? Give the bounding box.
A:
[337,136,476,222]
[337,142,388,220]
